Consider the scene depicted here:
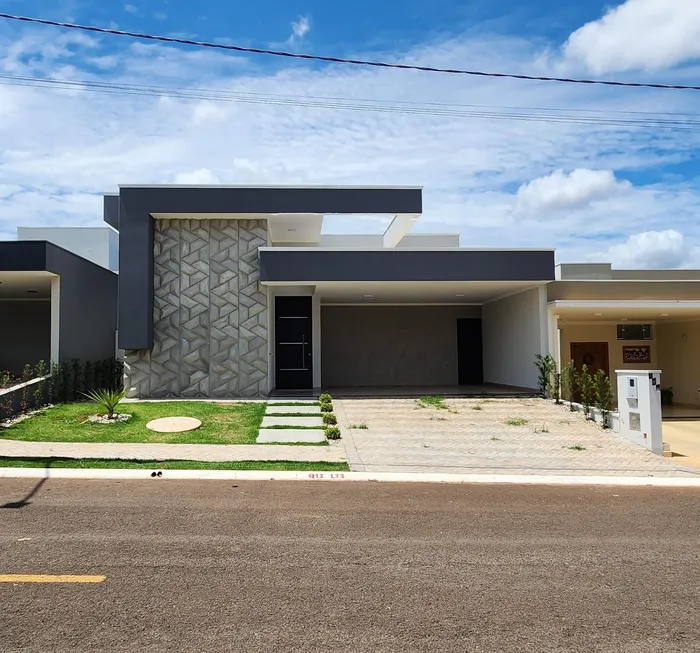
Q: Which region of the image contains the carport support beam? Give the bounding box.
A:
[50,276,60,365]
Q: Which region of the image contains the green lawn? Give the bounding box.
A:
[0,457,349,471]
[0,402,266,444]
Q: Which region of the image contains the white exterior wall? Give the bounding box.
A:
[482,287,546,389]
[17,227,119,272]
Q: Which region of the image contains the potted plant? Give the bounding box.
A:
[661,387,674,406]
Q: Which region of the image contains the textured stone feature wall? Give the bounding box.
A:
[125,218,268,398]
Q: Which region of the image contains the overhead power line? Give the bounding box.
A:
[1,12,700,92]
[3,73,700,131]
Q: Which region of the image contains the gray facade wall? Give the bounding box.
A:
[125,219,268,398]
[0,301,51,376]
[47,246,118,364]
[321,305,481,387]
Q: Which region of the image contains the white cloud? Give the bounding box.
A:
[563,0,700,74]
[173,168,222,184]
[124,4,139,14]
[289,16,311,42]
[516,169,632,213]
[603,230,700,268]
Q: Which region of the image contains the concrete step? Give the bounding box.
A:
[261,416,324,428]
[256,429,327,444]
[265,405,321,415]
[267,398,318,404]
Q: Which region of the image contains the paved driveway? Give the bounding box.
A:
[336,397,700,477]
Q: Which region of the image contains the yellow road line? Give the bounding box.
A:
[0,574,105,583]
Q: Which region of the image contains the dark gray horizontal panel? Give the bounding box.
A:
[120,186,422,215]
[0,241,48,271]
[260,249,555,282]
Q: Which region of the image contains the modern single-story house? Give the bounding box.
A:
[106,185,557,398]
[0,240,118,376]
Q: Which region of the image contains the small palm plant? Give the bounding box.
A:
[562,360,578,411]
[534,354,555,397]
[82,388,128,419]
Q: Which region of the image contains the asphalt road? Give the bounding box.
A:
[1,479,699,653]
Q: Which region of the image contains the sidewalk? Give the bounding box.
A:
[0,439,347,463]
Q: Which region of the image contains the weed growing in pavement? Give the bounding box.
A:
[566,444,586,451]
[472,404,483,411]
[349,423,368,429]
[505,417,528,427]
[490,436,500,441]
[418,395,448,410]
[534,424,550,433]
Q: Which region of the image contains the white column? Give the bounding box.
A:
[312,293,322,390]
[50,276,60,365]
[616,370,663,455]
[547,310,561,369]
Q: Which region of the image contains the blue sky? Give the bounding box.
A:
[1,0,700,266]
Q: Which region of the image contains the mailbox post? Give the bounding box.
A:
[615,370,663,455]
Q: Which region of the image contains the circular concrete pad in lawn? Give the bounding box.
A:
[146,416,202,433]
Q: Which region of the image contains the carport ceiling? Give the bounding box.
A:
[0,272,53,299]
[312,281,540,304]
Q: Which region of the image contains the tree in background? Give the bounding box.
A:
[561,360,578,412]
[578,364,596,420]
[594,369,614,429]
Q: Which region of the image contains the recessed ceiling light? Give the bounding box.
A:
[593,313,603,316]
[620,318,628,322]
[363,294,374,298]
[455,294,465,297]
[659,313,669,317]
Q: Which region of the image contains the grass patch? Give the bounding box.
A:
[257,441,328,446]
[0,457,349,471]
[505,417,528,427]
[349,423,368,429]
[259,424,324,430]
[417,395,448,410]
[472,405,483,411]
[267,402,320,407]
[266,412,322,418]
[534,425,550,433]
[1,402,266,445]
[566,444,586,451]
[490,436,500,441]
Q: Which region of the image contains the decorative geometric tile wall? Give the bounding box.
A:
[125,218,268,398]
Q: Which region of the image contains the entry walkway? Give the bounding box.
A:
[336,397,700,477]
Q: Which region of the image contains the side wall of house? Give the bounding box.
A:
[124,218,268,398]
[482,288,544,389]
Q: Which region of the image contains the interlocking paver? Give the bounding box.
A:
[338,397,700,477]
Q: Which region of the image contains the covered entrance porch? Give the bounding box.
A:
[266,279,550,395]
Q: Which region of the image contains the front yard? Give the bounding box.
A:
[0,401,266,444]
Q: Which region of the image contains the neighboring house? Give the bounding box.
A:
[549,264,700,406]
[0,241,118,376]
[17,226,119,272]
[107,185,555,398]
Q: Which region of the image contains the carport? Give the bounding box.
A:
[259,246,555,395]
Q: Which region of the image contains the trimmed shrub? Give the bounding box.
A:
[320,401,334,412]
[319,393,332,403]
[325,426,341,440]
[322,412,337,425]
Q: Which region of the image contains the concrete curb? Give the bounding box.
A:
[1,467,700,486]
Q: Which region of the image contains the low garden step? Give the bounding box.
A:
[261,416,324,428]
[265,405,321,415]
[256,429,327,444]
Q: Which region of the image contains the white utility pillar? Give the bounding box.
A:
[615,370,663,455]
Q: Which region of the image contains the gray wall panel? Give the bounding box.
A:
[321,305,481,388]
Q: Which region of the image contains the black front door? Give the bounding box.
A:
[275,296,313,390]
[457,318,483,385]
